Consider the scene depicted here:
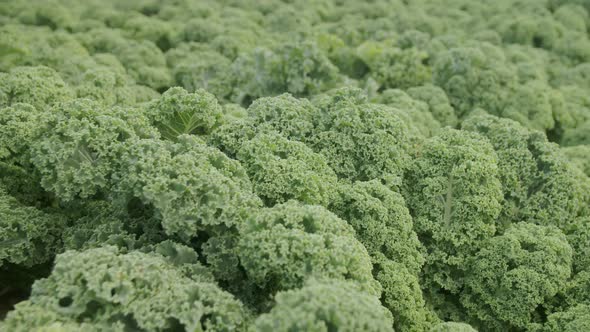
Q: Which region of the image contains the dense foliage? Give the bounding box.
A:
[1,0,590,331]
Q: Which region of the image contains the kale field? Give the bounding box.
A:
[1,0,590,331]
